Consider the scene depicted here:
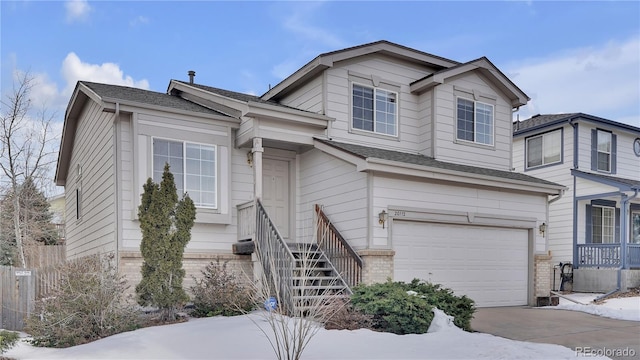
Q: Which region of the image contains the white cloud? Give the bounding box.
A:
[509,36,640,126]
[130,15,150,27]
[60,52,150,95]
[65,0,92,23]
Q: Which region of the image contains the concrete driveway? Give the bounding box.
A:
[471,307,639,360]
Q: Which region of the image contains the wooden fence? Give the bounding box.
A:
[1,266,37,331]
[0,245,66,331]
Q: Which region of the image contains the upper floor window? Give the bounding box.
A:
[591,129,616,173]
[456,98,493,145]
[526,129,562,169]
[352,84,397,136]
[153,138,217,208]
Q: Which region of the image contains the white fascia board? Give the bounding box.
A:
[261,57,330,101]
[169,81,250,113]
[246,101,332,128]
[363,157,564,195]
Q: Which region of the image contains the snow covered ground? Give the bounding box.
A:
[4,292,637,360]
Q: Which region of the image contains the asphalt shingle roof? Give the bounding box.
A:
[512,113,579,134]
[317,139,562,188]
[81,81,230,117]
[573,170,640,190]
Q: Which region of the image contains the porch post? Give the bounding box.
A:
[252,137,264,200]
[621,193,629,269]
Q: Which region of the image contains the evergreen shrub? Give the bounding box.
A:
[350,278,475,334]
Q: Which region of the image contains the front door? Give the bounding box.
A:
[262,158,290,239]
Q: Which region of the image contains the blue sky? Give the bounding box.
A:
[2,0,639,131]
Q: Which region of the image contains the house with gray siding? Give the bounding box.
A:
[55,41,564,308]
[513,113,640,294]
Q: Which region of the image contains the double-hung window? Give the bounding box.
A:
[591,129,616,173]
[591,205,616,244]
[526,130,561,168]
[456,98,493,145]
[352,84,397,136]
[153,138,217,208]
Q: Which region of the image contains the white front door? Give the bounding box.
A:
[262,158,289,239]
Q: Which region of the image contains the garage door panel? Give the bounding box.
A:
[393,221,529,307]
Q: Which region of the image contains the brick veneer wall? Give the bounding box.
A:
[534,253,552,297]
[358,249,395,285]
[119,251,253,297]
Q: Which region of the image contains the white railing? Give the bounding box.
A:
[237,200,256,241]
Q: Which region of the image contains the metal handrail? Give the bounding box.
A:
[315,204,363,288]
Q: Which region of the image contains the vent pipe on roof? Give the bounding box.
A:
[188,70,196,84]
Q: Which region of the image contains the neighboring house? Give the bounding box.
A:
[513,113,640,293]
[55,41,564,308]
[48,193,66,243]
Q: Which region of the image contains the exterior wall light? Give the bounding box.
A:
[379,210,388,229]
[539,222,547,236]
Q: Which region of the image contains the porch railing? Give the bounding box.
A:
[255,199,295,314]
[577,244,621,267]
[315,204,363,288]
[237,200,255,241]
[629,244,640,268]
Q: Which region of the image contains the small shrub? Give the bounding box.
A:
[350,279,475,335]
[26,254,139,348]
[190,259,254,317]
[0,330,19,355]
[323,298,373,331]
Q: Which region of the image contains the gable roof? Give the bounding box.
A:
[81,82,229,116]
[261,40,460,102]
[513,113,640,136]
[315,138,564,193]
[410,57,530,108]
[55,81,238,186]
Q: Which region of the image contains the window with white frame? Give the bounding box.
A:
[153,138,217,208]
[456,98,493,145]
[352,84,397,136]
[596,130,611,172]
[591,205,615,244]
[526,130,561,168]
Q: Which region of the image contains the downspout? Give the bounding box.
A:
[570,119,579,267]
[113,102,120,269]
[594,189,638,302]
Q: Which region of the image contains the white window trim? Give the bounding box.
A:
[593,205,615,244]
[526,129,562,169]
[596,130,612,173]
[151,136,218,210]
[455,96,495,146]
[351,81,399,137]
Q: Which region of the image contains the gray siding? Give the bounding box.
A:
[324,55,434,152]
[297,149,368,248]
[280,74,324,113]
[65,100,116,259]
[372,175,548,252]
[119,109,252,253]
[513,124,574,262]
[433,73,513,170]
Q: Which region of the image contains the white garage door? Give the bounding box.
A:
[393,221,529,307]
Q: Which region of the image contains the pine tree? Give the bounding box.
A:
[0,177,60,266]
[135,163,196,321]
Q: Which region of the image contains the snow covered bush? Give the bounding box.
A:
[189,259,254,317]
[0,330,19,355]
[25,254,139,348]
[350,279,475,334]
